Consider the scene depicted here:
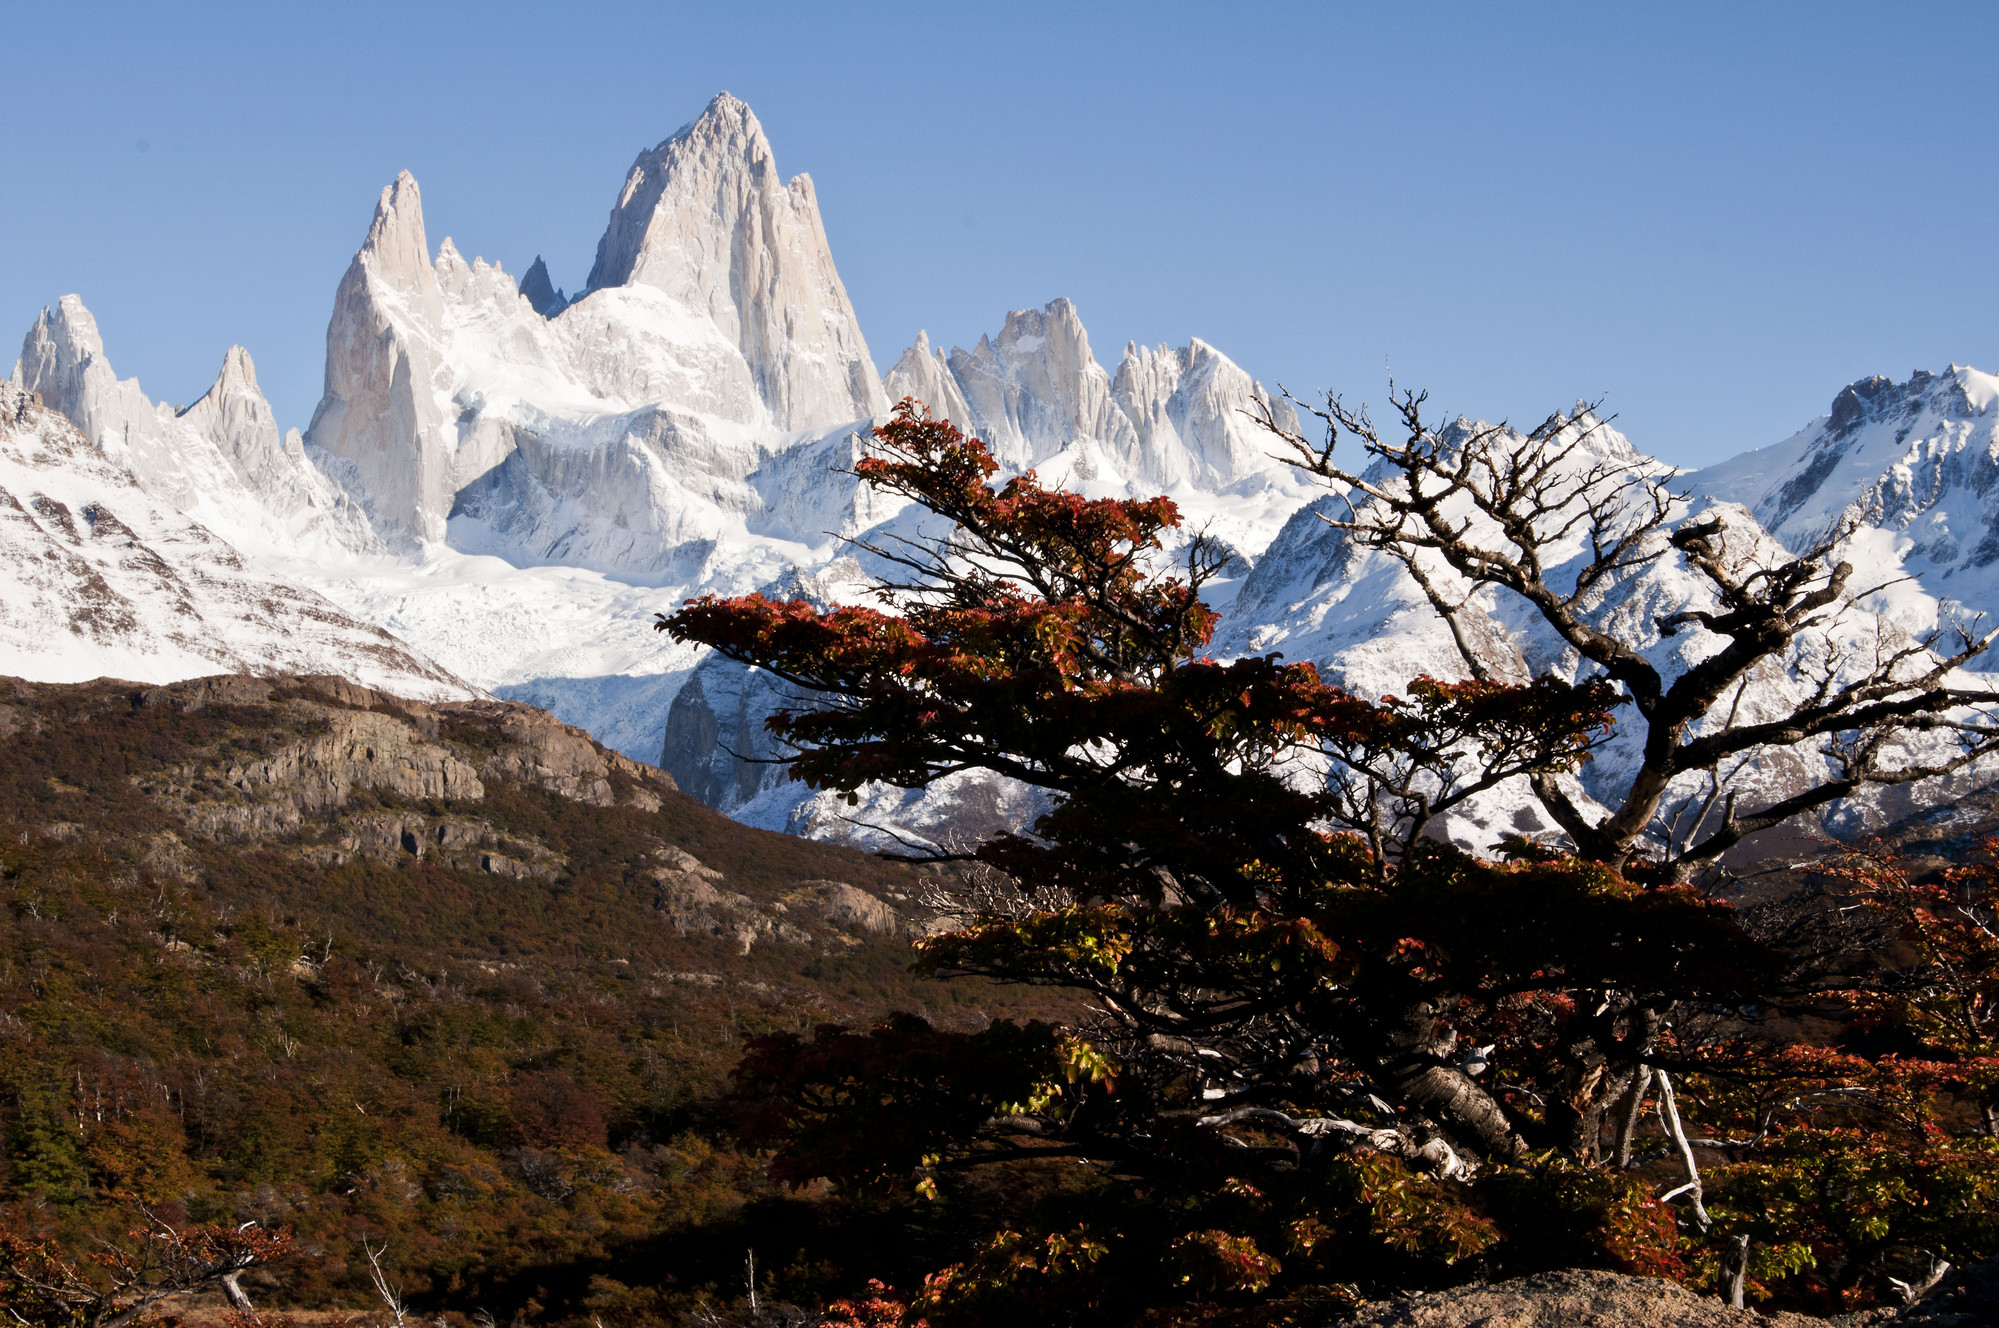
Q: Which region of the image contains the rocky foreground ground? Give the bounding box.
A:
[1330,1259,1996,1327]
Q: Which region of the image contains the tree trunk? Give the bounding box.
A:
[1366,996,1528,1161]
[1725,1234,1750,1309]
[1614,1065,1651,1169]
[220,1272,254,1314]
[1545,1039,1612,1162]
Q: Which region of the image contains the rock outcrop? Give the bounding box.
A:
[127,673,662,838]
[85,671,938,951]
[1112,336,1298,488]
[884,330,978,431]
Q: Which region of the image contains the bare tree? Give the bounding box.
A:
[1255,386,1999,881]
[0,1216,292,1328]
[361,1240,409,1328]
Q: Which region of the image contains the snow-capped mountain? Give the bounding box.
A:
[1689,365,1999,637]
[7,85,1997,856]
[305,94,892,562]
[1219,408,1998,849]
[0,378,468,697]
[277,93,1318,807]
[13,296,379,563]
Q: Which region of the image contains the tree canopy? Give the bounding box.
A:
[658,401,1999,1321]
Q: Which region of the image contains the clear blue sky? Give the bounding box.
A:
[3,1,1994,467]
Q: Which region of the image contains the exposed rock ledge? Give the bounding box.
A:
[1,671,940,955]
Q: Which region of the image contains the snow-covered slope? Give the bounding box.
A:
[1218,410,1997,849]
[0,379,470,697]
[13,296,379,562]
[1689,365,1999,636]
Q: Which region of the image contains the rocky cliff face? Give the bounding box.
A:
[586,92,887,430]
[0,670,939,956]
[0,379,469,697]
[1112,337,1299,488]
[884,330,978,431]
[123,673,665,840]
[304,171,458,543]
[517,255,569,317]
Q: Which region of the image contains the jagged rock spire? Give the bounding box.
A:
[585,91,887,429]
[885,298,1300,489]
[361,170,441,312]
[519,255,568,317]
[306,168,452,544]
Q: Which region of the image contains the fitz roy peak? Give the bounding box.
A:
[305,93,889,551]
[5,89,1997,855]
[585,92,888,430]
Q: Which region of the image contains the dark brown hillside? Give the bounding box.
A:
[0,673,1066,1323]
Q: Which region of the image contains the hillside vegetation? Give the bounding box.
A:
[0,674,1065,1322]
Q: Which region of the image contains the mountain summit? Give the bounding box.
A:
[1691,364,1999,638]
[587,92,886,429]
